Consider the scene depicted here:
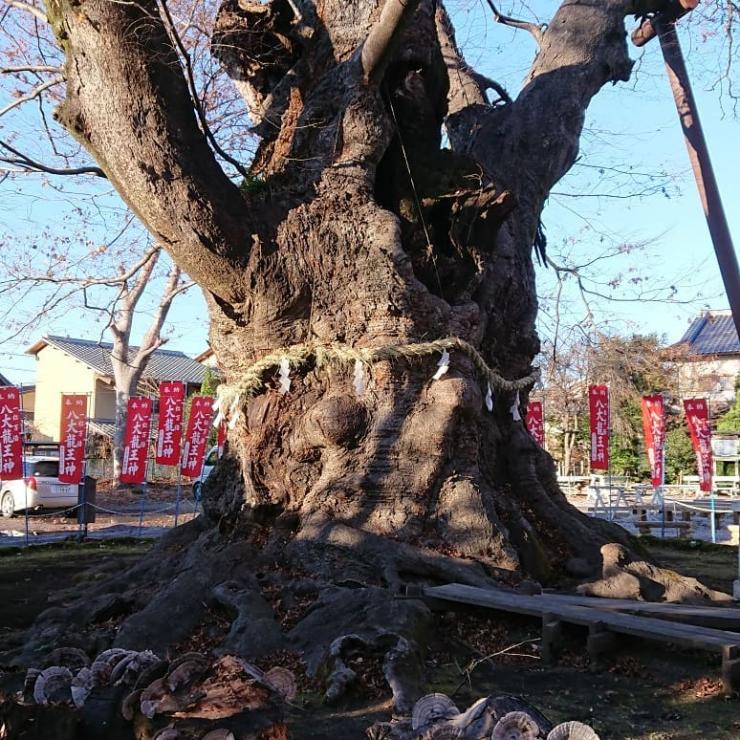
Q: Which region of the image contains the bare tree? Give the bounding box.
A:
[0,237,192,477]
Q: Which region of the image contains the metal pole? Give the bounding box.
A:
[655,19,740,339]
[661,442,666,539]
[20,383,29,547]
[174,467,182,528]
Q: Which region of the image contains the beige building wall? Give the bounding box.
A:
[678,356,740,410]
[94,379,116,420]
[32,346,97,440]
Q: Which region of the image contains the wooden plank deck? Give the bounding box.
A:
[421,583,740,692]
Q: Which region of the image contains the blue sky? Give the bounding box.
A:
[0,1,737,385]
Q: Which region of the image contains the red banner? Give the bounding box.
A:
[0,386,24,481]
[217,422,226,459]
[181,396,214,478]
[59,395,88,484]
[683,398,713,493]
[121,397,153,485]
[588,385,610,471]
[641,394,665,488]
[155,381,185,466]
[525,401,545,447]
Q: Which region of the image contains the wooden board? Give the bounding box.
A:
[423,584,740,652]
[538,592,740,629]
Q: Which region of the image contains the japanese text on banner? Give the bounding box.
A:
[121,397,153,485]
[683,398,713,493]
[181,396,214,478]
[59,395,87,484]
[155,381,185,466]
[525,401,545,447]
[588,385,609,471]
[0,386,23,481]
[641,394,665,489]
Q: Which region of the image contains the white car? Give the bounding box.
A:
[192,446,219,502]
[0,456,78,517]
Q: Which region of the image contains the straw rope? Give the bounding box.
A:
[214,337,540,427]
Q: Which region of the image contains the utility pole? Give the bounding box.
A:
[633,2,740,340]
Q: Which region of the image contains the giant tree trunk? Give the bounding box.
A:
[26,0,715,705]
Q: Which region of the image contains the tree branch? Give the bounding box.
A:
[3,0,46,22]
[45,0,251,303]
[434,2,488,115]
[484,0,547,46]
[1,64,62,74]
[158,0,250,179]
[0,138,106,178]
[131,265,185,371]
[0,76,62,118]
[361,0,421,82]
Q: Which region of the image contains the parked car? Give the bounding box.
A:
[0,456,78,518]
[192,446,219,502]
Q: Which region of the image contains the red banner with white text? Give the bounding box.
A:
[525,401,545,447]
[641,394,665,488]
[588,385,610,471]
[120,397,153,485]
[217,422,226,459]
[683,398,713,493]
[0,386,23,481]
[155,381,184,466]
[59,395,88,484]
[181,396,214,478]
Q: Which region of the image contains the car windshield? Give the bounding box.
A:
[205,451,218,466]
[24,460,60,478]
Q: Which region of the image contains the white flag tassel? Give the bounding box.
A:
[227,393,241,430]
[510,391,522,421]
[432,350,450,381]
[485,383,494,413]
[278,356,291,395]
[353,359,366,396]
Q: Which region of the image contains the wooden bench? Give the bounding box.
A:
[418,583,740,694]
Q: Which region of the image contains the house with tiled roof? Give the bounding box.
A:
[676,310,740,413]
[25,335,206,441]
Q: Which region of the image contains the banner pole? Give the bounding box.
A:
[20,383,29,547]
[138,456,148,536]
[661,441,666,539]
[174,466,182,528]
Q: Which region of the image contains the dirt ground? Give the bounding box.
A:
[1,537,739,738]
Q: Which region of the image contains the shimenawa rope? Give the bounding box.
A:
[213,337,540,428]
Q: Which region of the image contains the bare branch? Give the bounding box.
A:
[2,0,46,22]
[361,0,421,81]
[1,64,61,74]
[484,0,547,46]
[0,138,106,178]
[0,75,62,118]
[158,0,250,179]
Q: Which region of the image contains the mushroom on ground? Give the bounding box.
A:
[546,721,600,740]
[411,693,460,731]
[491,711,540,740]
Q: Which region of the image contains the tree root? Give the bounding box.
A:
[577,543,732,603]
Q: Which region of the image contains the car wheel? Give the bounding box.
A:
[1,492,15,518]
[193,482,203,502]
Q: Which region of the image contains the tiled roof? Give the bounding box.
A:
[679,312,740,356]
[29,336,206,384]
[0,371,12,386]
